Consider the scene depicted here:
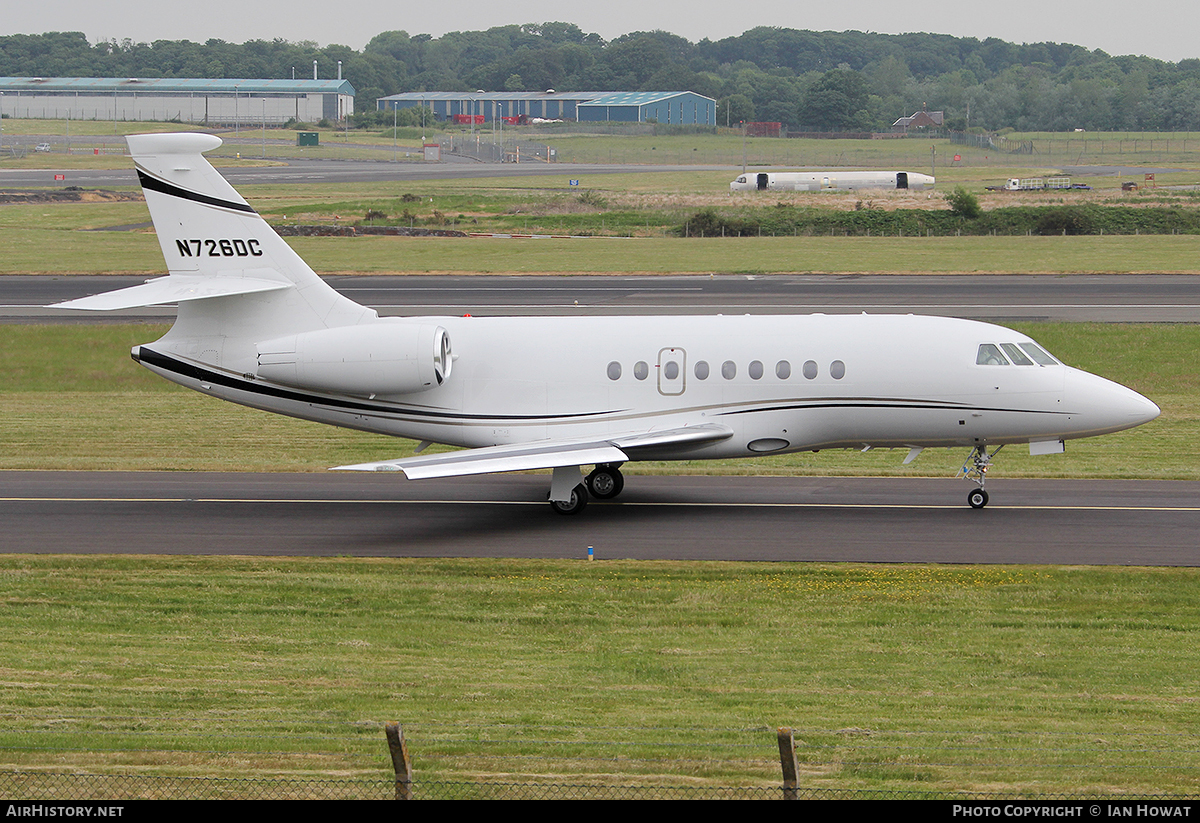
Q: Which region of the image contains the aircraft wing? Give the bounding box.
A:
[332,423,734,479]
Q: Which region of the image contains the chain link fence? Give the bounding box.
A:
[8,773,1198,800]
[4,720,1200,800]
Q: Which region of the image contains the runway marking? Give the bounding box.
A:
[360,303,1200,310]
[4,497,1198,512]
[337,287,707,292]
[22,302,1197,311]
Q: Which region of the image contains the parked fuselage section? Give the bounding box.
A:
[730,171,935,192]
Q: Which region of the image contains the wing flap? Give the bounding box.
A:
[610,423,733,454]
[332,422,734,480]
[334,441,628,479]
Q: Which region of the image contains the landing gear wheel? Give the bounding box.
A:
[586,466,624,500]
[967,488,989,509]
[550,483,589,515]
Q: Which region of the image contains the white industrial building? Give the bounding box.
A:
[0,77,355,124]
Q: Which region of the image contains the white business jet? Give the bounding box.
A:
[54,134,1159,514]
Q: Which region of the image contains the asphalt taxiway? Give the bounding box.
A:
[8,273,1200,323]
[2,472,1196,564]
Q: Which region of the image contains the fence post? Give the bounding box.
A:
[385,722,413,800]
[777,727,799,800]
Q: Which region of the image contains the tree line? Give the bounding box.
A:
[3,25,1200,132]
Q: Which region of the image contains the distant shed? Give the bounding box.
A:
[576,92,716,125]
[892,109,944,133]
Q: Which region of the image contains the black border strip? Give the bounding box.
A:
[136,168,257,214]
[136,347,620,422]
[718,402,1074,416]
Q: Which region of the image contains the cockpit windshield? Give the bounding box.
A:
[1019,342,1058,365]
[977,342,1059,366]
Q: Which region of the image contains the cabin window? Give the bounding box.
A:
[721,360,737,380]
[694,360,710,380]
[830,360,846,379]
[776,360,791,379]
[976,344,1009,365]
[749,360,764,380]
[1001,343,1034,366]
[607,361,622,380]
[664,361,679,380]
[803,360,818,379]
[1019,343,1059,366]
[634,361,649,380]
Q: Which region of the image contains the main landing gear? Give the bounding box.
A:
[550,483,589,515]
[960,444,1003,509]
[585,464,625,499]
[549,464,625,514]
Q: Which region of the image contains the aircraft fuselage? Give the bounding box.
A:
[134,312,1156,462]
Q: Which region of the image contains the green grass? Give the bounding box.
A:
[9,230,1200,275]
[548,130,1200,172]
[7,165,1200,273]
[0,323,1193,478]
[0,118,195,137]
[1,556,1199,794]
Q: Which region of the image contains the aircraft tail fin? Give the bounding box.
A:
[52,133,368,335]
[128,132,323,288]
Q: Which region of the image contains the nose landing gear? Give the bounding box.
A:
[960,444,1002,509]
[967,487,989,509]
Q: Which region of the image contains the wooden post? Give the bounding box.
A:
[777,727,799,800]
[385,722,413,800]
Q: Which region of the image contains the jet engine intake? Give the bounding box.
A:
[256,323,452,396]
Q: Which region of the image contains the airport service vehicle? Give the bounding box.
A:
[35,143,51,152]
[985,177,1092,192]
[54,134,1159,514]
[730,170,935,192]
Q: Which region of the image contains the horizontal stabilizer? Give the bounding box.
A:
[332,423,734,480]
[50,274,290,311]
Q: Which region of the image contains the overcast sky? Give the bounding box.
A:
[7,0,1195,64]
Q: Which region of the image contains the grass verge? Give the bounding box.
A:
[1,556,1198,794]
[9,232,1200,275]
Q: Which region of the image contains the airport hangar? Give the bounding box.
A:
[377,90,717,126]
[0,77,355,125]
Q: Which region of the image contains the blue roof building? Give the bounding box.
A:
[378,90,715,125]
[577,92,716,125]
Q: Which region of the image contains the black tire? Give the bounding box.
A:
[586,467,624,500]
[967,488,989,509]
[550,483,589,515]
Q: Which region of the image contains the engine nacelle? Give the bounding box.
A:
[256,322,452,396]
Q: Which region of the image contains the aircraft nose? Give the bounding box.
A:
[1131,391,1161,425]
[1066,368,1160,434]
